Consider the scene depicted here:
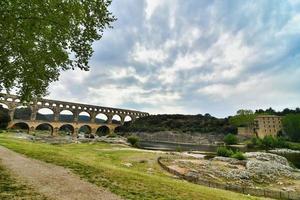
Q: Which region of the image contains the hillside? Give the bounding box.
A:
[118,114,236,135]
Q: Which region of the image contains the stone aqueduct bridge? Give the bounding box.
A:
[0,93,149,136]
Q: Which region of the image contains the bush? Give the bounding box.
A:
[261,135,276,149]
[224,133,238,145]
[127,136,139,147]
[251,136,260,146]
[247,135,290,150]
[231,151,246,160]
[107,133,117,138]
[175,146,183,152]
[216,146,234,157]
[247,136,262,148]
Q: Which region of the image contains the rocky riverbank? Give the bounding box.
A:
[160,152,300,193]
[269,148,300,154]
[7,131,129,145]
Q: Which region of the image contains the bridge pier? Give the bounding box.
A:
[52,127,59,136]
[30,106,37,121]
[29,126,35,134]
[107,115,112,124]
[8,108,15,122]
[73,128,79,138]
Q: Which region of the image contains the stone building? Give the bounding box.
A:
[238,115,282,138]
[253,115,282,138]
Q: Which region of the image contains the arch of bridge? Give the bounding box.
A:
[1,93,149,136]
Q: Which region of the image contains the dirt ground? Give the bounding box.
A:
[0,146,122,200]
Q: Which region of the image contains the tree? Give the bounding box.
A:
[224,133,238,145]
[236,109,254,115]
[282,114,300,142]
[229,113,256,127]
[127,136,139,147]
[0,0,116,101]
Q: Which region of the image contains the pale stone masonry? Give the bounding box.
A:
[238,114,283,138]
[254,115,282,138]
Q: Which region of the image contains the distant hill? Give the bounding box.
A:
[117,114,236,135]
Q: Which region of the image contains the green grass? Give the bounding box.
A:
[287,141,300,150]
[0,133,263,200]
[0,161,48,200]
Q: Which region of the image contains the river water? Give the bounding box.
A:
[139,141,300,168]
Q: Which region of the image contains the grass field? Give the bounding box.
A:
[0,133,264,200]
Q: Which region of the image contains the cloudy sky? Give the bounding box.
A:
[48,0,300,117]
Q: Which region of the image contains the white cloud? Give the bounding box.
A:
[145,0,164,20]
[278,14,300,36]
[158,52,205,84]
[87,85,181,114]
[109,66,148,83]
[131,42,168,64]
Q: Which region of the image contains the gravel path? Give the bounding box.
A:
[0,146,122,200]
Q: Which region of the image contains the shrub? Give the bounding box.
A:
[231,151,246,160]
[127,136,139,147]
[247,136,291,150]
[224,133,238,145]
[262,135,276,149]
[274,136,289,148]
[175,146,183,152]
[107,133,117,138]
[216,146,233,157]
[251,136,260,146]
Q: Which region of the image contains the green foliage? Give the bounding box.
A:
[175,146,183,152]
[107,133,117,138]
[282,114,300,142]
[287,142,300,151]
[216,147,234,157]
[231,151,246,160]
[251,136,262,146]
[247,136,289,150]
[0,0,116,101]
[127,136,139,147]
[217,146,246,160]
[224,133,238,145]
[229,113,256,127]
[117,114,236,134]
[261,135,276,149]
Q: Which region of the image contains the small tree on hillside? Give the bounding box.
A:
[224,133,238,145]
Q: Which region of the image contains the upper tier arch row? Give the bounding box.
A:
[0,93,149,119]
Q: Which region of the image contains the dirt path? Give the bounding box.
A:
[0,146,122,200]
